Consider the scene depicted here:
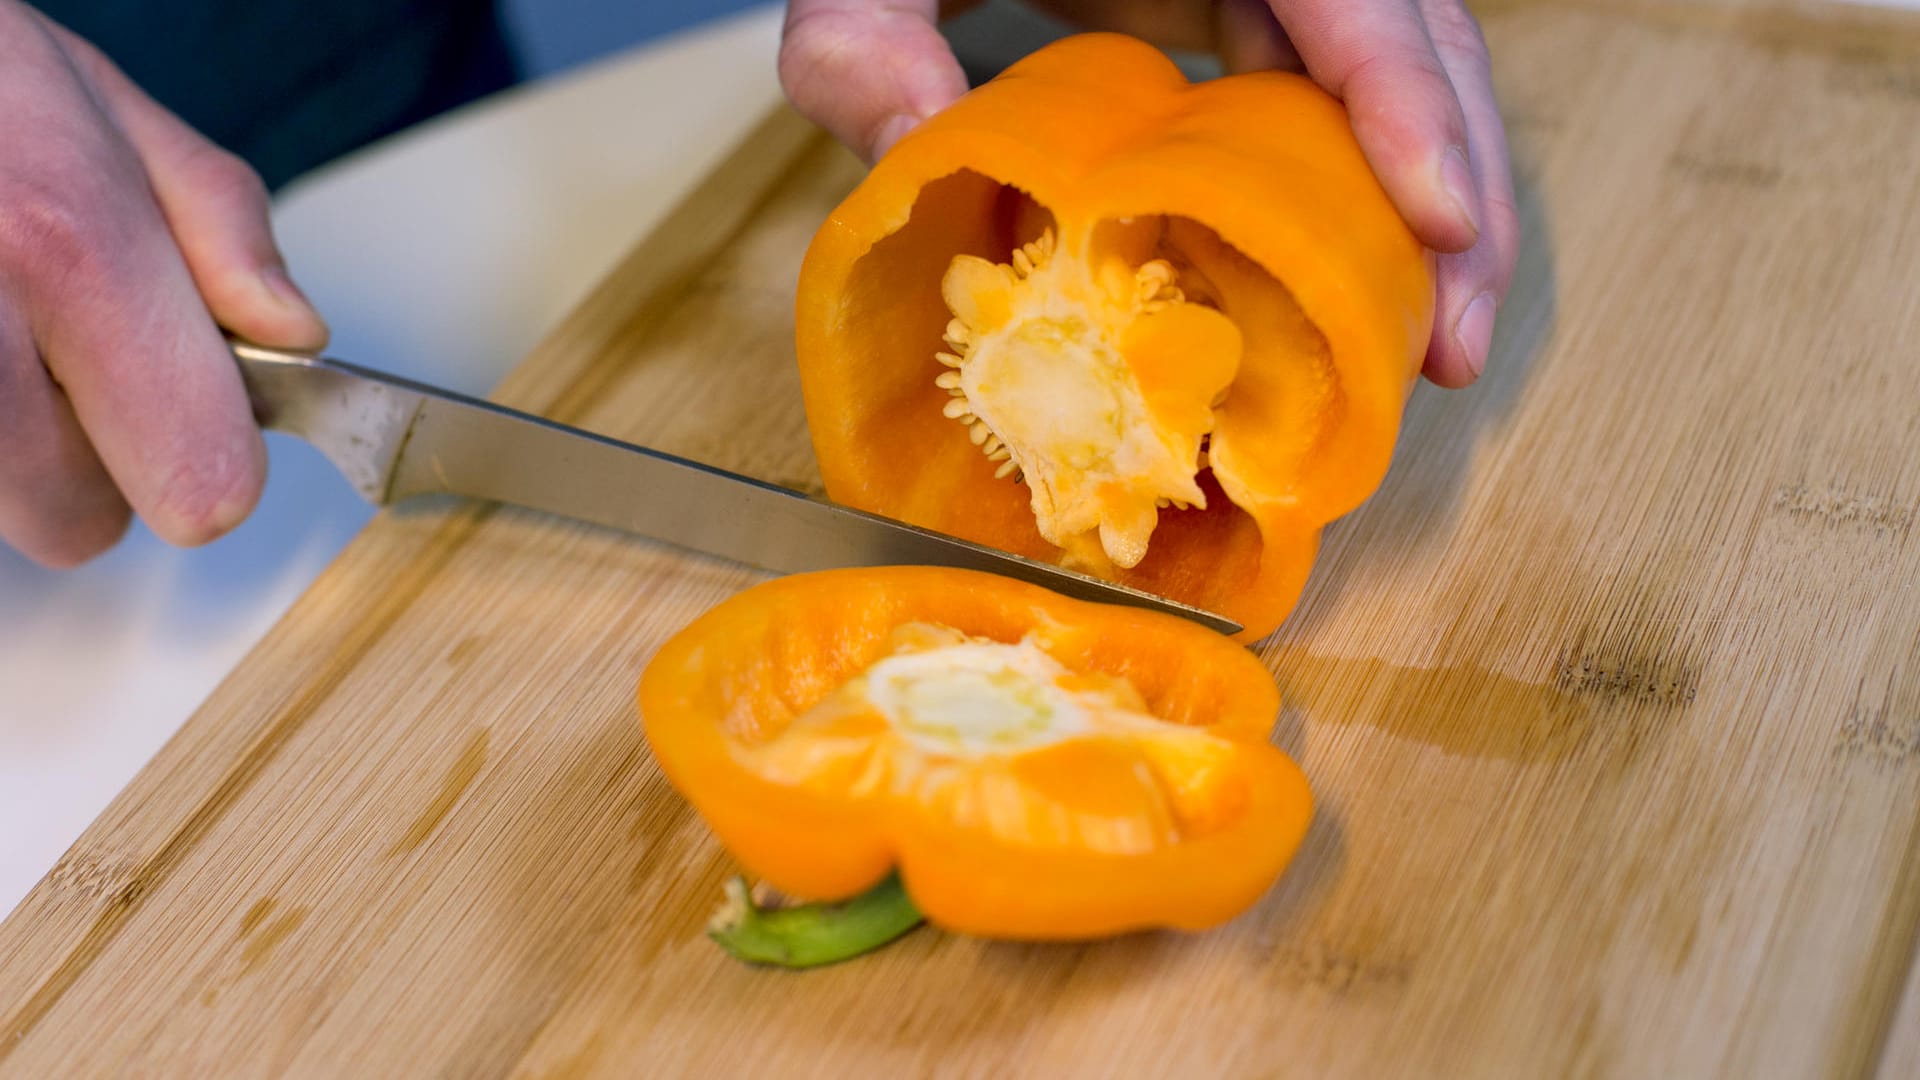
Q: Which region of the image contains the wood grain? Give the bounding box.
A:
[4,1,1919,1075]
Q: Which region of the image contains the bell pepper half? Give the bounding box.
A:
[638,567,1311,959]
[794,34,1435,641]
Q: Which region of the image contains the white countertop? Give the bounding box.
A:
[0,4,786,919]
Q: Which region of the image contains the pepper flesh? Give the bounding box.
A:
[737,621,1254,854]
[795,34,1435,640]
[638,567,1312,940]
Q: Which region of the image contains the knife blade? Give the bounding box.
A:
[232,342,1241,636]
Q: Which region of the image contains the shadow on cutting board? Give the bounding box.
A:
[1232,161,1559,945]
[1277,159,1561,644]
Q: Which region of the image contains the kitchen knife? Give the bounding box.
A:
[233,342,1242,636]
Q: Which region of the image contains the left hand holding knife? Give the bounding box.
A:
[0,0,326,569]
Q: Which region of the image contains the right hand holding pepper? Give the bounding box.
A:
[778,0,1518,389]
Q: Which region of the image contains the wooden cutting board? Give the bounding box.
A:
[5,1,1920,1075]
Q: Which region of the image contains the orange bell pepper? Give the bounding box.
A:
[638,567,1311,951]
[795,34,1434,642]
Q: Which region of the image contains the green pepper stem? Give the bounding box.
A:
[707,873,924,968]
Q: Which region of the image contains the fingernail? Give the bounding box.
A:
[260,264,328,338]
[872,113,920,160]
[1440,146,1481,241]
[1455,292,1497,379]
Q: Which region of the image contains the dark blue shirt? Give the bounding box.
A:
[35,0,518,188]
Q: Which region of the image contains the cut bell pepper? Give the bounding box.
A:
[638,567,1311,942]
[794,33,1436,641]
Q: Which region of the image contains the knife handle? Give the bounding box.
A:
[231,339,423,506]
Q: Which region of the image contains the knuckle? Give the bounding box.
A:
[1424,1,1491,64]
[777,11,852,107]
[55,26,120,83]
[151,444,258,545]
[778,7,961,157]
[183,146,269,211]
[0,423,134,569]
[0,76,151,285]
[1347,47,1450,100]
[27,503,132,570]
[0,329,29,400]
[0,176,116,285]
[1343,48,1459,140]
[778,13,881,151]
[1485,190,1520,239]
[1481,192,1521,296]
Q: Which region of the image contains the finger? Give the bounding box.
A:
[780,0,971,161]
[1214,0,1303,74]
[0,302,130,567]
[26,192,271,548]
[1269,0,1480,253]
[39,19,327,351]
[1,14,266,547]
[1418,0,1517,386]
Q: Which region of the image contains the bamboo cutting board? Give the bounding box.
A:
[5,1,1920,1075]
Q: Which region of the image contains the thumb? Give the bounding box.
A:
[45,19,328,351]
[780,0,970,162]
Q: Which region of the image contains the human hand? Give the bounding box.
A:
[778,0,1517,388]
[0,2,327,568]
